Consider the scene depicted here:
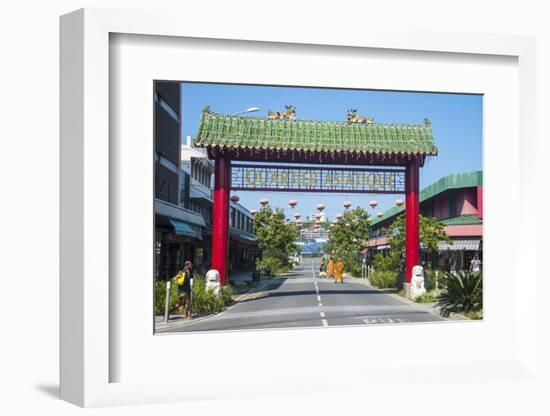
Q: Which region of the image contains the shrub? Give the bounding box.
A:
[415,291,436,303]
[464,309,483,320]
[220,284,235,307]
[256,257,289,276]
[369,270,398,289]
[425,269,445,291]
[154,280,179,315]
[155,274,235,317]
[344,256,362,277]
[372,252,399,272]
[436,271,482,316]
[191,276,224,315]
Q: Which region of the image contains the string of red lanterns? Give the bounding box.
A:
[244,198,406,226]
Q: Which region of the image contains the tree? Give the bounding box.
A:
[253,206,299,273]
[385,214,451,271]
[324,207,370,276]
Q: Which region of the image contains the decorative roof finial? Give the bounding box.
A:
[423,117,431,126]
[202,105,211,114]
[283,105,296,120]
[268,105,296,120]
[347,108,367,124]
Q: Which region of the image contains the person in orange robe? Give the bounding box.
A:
[335,257,344,283]
[327,257,335,280]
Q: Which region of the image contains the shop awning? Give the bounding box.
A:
[230,228,256,242]
[438,239,480,251]
[169,219,199,238]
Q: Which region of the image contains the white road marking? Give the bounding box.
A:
[363,318,409,324]
[311,259,328,327]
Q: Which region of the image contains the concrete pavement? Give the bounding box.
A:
[162,257,446,333]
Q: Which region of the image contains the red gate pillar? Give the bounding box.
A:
[405,158,420,298]
[212,156,231,285]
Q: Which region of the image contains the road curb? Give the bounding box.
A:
[155,312,217,332]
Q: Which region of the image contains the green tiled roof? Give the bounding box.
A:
[421,171,482,202]
[194,110,438,156]
[440,214,482,226]
[369,171,482,226]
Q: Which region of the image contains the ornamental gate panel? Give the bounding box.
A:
[230,164,406,194]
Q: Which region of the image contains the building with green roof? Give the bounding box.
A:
[367,171,483,271]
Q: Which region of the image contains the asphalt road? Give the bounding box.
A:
[170,257,445,333]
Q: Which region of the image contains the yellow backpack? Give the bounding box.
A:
[176,271,186,286]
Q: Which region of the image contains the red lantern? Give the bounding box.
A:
[377,211,384,217]
[330,223,335,228]
[230,195,240,203]
[250,209,257,216]
[260,198,269,206]
[343,201,351,209]
[316,203,325,211]
[294,212,301,219]
[336,213,343,219]
[369,200,378,209]
[288,199,297,208]
[395,199,404,207]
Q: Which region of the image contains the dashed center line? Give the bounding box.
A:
[311,259,328,327]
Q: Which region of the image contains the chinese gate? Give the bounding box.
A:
[194,108,437,298]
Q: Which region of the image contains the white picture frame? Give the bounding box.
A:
[60,8,538,408]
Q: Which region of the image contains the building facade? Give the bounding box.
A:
[179,137,259,275]
[154,84,258,280]
[367,171,483,272]
[154,82,206,281]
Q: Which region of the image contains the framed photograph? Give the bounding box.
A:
[60,8,538,408]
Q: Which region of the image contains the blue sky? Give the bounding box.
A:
[181,82,482,221]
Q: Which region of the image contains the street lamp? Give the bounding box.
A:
[233,107,260,116]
